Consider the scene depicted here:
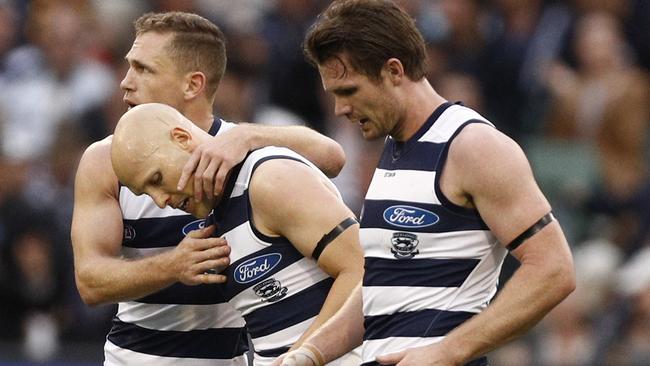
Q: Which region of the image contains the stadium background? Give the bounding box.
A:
[0,0,648,364]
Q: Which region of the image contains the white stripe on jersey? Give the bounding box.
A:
[361,337,443,364]
[104,340,248,366]
[229,256,329,316]
[364,169,438,203]
[225,222,271,264]
[419,106,489,144]
[363,286,464,316]
[250,317,313,351]
[116,302,245,331]
[362,228,497,259]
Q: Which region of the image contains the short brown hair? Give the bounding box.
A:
[304,0,428,81]
[135,12,227,98]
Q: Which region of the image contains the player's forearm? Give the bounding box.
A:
[439,256,575,363]
[244,124,345,178]
[292,269,362,350]
[305,283,365,362]
[75,251,177,306]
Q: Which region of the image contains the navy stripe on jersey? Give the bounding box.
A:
[136,282,227,305]
[107,318,248,359]
[220,243,308,300]
[375,102,452,172]
[363,257,480,288]
[214,193,249,236]
[361,357,487,366]
[360,200,488,232]
[377,140,445,172]
[364,309,475,340]
[122,215,196,248]
[244,278,333,339]
[208,118,223,136]
[257,346,291,358]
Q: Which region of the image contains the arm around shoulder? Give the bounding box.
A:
[245,124,346,178]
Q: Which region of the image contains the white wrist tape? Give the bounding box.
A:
[283,344,325,366]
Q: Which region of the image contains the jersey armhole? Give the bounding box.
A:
[433,119,492,218]
[246,155,309,246]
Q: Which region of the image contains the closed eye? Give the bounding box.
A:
[333,87,358,97]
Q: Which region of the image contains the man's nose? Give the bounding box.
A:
[151,191,170,209]
[334,98,351,117]
[120,68,135,91]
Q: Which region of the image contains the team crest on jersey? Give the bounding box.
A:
[123,225,136,242]
[383,205,439,228]
[390,232,420,259]
[182,219,206,235]
[234,253,282,284]
[253,278,287,302]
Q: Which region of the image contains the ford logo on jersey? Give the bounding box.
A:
[383,205,439,228]
[234,253,282,284]
[182,219,206,235]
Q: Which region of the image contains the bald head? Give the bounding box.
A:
[111,103,214,217]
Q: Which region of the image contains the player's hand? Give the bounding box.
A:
[177,126,253,202]
[376,343,460,366]
[168,225,230,285]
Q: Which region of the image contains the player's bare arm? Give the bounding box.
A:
[71,139,230,306]
[274,283,365,366]
[378,123,575,365]
[177,124,346,202]
[249,159,364,348]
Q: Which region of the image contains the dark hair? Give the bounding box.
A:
[304,0,428,81]
[135,12,227,98]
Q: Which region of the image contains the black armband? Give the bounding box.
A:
[312,217,358,261]
[506,212,556,251]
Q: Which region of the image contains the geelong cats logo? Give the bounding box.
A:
[383,205,439,228]
[253,278,287,302]
[391,232,420,259]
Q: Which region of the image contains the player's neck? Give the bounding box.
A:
[393,79,445,142]
[183,103,215,132]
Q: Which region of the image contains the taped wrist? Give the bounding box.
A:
[506,212,556,251]
[312,217,358,261]
[297,343,325,366]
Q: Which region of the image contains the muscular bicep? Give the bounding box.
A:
[249,159,363,277]
[446,124,556,252]
[71,142,124,264]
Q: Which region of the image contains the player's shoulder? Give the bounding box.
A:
[76,135,118,192]
[451,122,522,164]
[250,157,317,199]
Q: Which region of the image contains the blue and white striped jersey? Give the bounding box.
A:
[106,119,249,366]
[210,146,355,366]
[359,103,507,366]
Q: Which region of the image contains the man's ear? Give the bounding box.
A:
[383,58,405,85]
[183,71,207,101]
[170,127,193,150]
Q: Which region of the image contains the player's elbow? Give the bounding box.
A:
[75,271,104,307]
[322,142,346,178]
[544,254,576,303]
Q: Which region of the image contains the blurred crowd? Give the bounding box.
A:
[0,0,648,364]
